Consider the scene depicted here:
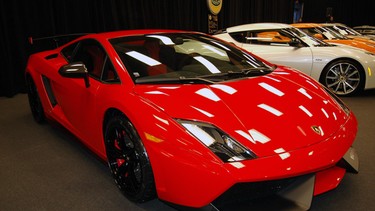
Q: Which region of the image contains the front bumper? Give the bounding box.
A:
[207,146,359,210]
[157,113,358,209]
[166,146,358,211]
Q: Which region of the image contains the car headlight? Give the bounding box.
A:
[177,119,256,162]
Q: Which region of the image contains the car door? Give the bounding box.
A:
[230,30,314,76]
[52,39,118,142]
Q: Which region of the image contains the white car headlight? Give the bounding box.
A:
[177,120,256,162]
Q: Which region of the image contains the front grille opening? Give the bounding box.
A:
[212,175,307,211]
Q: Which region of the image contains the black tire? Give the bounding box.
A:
[26,75,45,123]
[320,59,365,96]
[104,114,156,203]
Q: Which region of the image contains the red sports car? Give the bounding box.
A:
[25,30,359,210]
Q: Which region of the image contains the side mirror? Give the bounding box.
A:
[59,62,90,87]
[289,38,303,47]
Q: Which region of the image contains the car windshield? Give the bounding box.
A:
[290,27,336,46]
[110,33,273,84]
[330,25,362,36]
[321,26,348,39]
[279,27,329,47]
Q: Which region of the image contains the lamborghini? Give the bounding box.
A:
[25,30,359,210]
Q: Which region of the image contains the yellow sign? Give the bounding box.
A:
[207,0,222,15]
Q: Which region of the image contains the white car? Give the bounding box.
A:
[324,23,375,41]
[353,25,375,39]
[214,23,375,96]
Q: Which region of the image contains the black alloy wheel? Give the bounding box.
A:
[104,114,156,202]
[320,60,365,96]
[26,75,45,123]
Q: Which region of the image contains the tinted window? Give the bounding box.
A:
[231,30,291,45]
[61,42,79,62]
[110,33,271,84]
[231,28,326,47]
[61,39,119,83]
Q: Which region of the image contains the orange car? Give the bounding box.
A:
[291,23,375,53]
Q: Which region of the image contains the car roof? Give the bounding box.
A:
[354,25,375,29]
[80,29,188,40]
[226,23,292,33]
[321,23,347,27]
[291,23,321,28]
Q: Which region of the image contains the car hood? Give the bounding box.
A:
[133,68,350,158]
[326,39,375,52]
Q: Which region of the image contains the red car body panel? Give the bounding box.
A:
[314,166,346,196]
[25,30,358,208]
[134,70,349,157]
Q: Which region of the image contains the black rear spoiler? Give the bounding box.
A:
[28,33,90,52]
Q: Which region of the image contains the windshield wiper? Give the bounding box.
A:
[239,66,274,75]
[197,66,273,80]
[135,67,273,84]
[136,76,214,84]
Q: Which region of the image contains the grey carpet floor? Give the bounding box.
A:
[1,92,374,211]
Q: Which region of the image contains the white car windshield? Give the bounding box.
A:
[279,27,328,47]
[321,26,348,39]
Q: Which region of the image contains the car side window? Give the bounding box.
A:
[71,40,105,79]
[230,30,291,46]
[229,31,260,44]
[61,42,79,62]
[101,57,120,83]
[254,31,291,45]
[62,39,119,83]
[229,32,247,43]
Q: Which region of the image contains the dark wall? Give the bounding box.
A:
[0,0,373,97]
[302,0,375,26]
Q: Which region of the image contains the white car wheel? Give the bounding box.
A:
[321,60,365,96]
